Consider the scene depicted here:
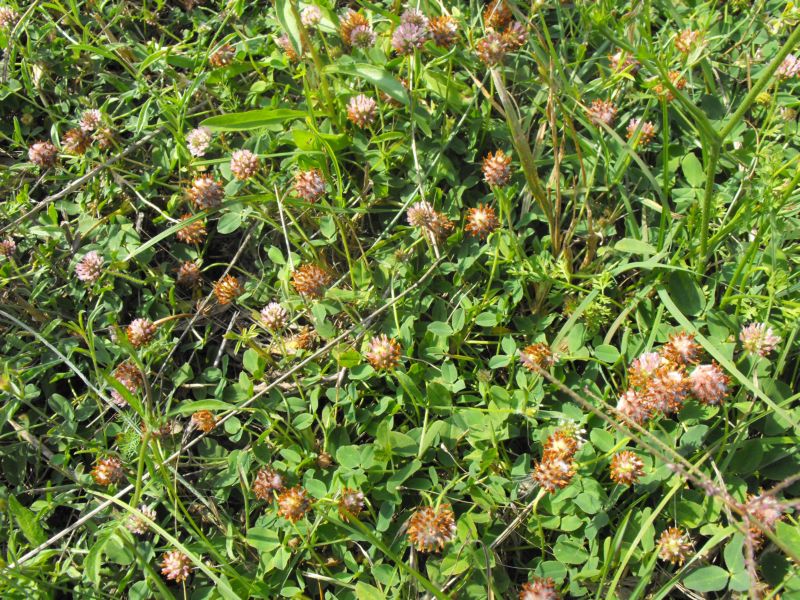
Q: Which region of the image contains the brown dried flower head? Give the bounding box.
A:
[230,149,259,180]
[160,550,192,582]
[661,331,701,365]
[191,410,217,432]
[291,263,332,299]
[587,99,617,127]
[483,0,512,29]
[253,466,285,500]
[482,150,512,186]
[430,15,458,47]
[338,488,365,520]
[674,29,701,54]
[277,486,313,522]
[28,141,58,168]
[476,30,507,65]
[294,168,326,202]
[519,578,560,600]
[521,342,555,370]
[407,505,456,552]
[626,119,657,146]
[340,9,370,47]
[533,458,575,493]
[111,360,144,406]
[366,334,402,370]
[644,364,688,415]
[92,457,124,486]
[277,33,300,62]
[687,362,729,405]
[63,128,91,155]
[213,274,242,305]
[176,214,207,244]
[658,527,693,564]
[616,389,653,424]
[502,21,527,50]
[176,261,201,287]
[542,430,578,462]
[610,450,644,485]
[465,204,499,239]
[654,71,686,101]
[188,176,224,210]
[209,44,235,68]
[126,318,157,348]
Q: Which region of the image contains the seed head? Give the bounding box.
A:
[657,527,693,564]
[0,238,15,258]
[533,458,575,493]
[520,342,555,370]
[366,334,402,370]
[230,149,260,180]
[674,29,701,54]
[338,488,366,520]
[301,5,321,28]
[253,466,285,500]
[176,261,201,287]
[777,54,800,78]
[209,44,235,68]
[75,250,104,284]
[739,322,781,357]
[111,361,144,406]
[626,119,656,146]
[291,263,332,299]
[465,204,499,239]
[176,214,207,244]
[188,176,224,210]
[191,410,217,432]
[0,6,18,28]
[63,128,91,155]
[407,505,456,552]
[28,141,58,168]
[126,318,157,348]
[519,578,560,600]
[92,457,124,486]
[186,126,212,158]
[347,94,377,128]
[476,30,508,65]
[213,274,242,305]
[616,389,653,424]
[294,168,326,202]
[80,109,102,132]
[482,150,512,186]
[430,16,458,47]
[610,451,644,485]
[340,10,370,47]
[277,486,313,522]
[126,505,157,535]
[483,0,511,29]
[587,99,617,127]
[160,550,192,582]
[688,362,729,405]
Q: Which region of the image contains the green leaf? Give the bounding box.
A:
[8,495,46,546]
[200,108,307,131]
[217,211,242,234]
[615,238,656,255]
[355,582,385,600]
[427,321,452,337]
[247,527,281,552]
[666,272,705,317]
[681,153,705,188]
[553,537,589,564]
[170,399,234,415]
[594,344,620,363]
[275,0,302,57]
[324,62,410,105]
[682,566,729,592]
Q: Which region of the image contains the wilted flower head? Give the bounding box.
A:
[301,5,321,28]
[745,493,785,531]
[277,33,300,62]
[260,302,288,330]
[28,141,58,168]
[616,389,653,424]
[542,430,579,462]
[230,149,260,180]
[191,410,217,432]
[645,366,688,415]
[340,9,370,47]
[674,29,701,54]
[519,578,560,600]
[253,466,284,499]
[213,274,242,305]
[476,30,507,65]
[176,261,201,287]
[465,204,499,239]
[483,0,511,29]
[406,201,453,241]
[626,119,656,146]
[0,6,18,29]
[75,251,104,284]
[482,149,512,186]
[63,128,91,155]
[291,263,332,299]
[126,505,157,535]
[294,168,326,202]
[688,362,729,405]
[628,351,664,388]
[126,318,157,348]
[110,361,144,406]
[609,51,640,73]
[186,127,212,158]
[338,488,366,520]
[654,71,686,101]
[79,109,102,132]
[610,451,644,485]
[188,176,224,210]
[658,527,693,564]
[520,342,555,370]
[277,486,313,522]
[92,457,124,486]
[739,322,781,357]
[209,44,235,68]
[160,550,192,582]
[407,505,456,552]
[0,238,15,258]
[587,99,617,127]
[346,94,377,128]
[366,334,402,370]
[176,214,207,244]
[502,21,527,50]
[533,458,575,493]
[777,54,800,78]
[430,15,458,47]
[94,127,114,150]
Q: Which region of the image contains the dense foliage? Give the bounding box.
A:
[1,0,799,598]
